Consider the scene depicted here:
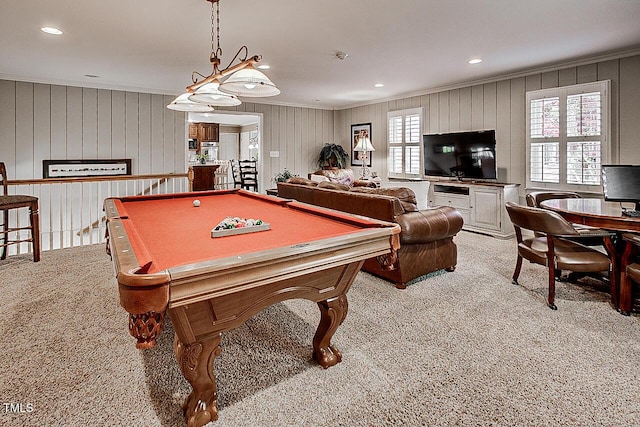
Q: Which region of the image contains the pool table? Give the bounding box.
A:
[104,189,400,426]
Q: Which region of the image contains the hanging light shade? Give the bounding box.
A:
[167,93,215,112]
[167,0,280,112]
[219,64,281,97]
[188,80,241,107]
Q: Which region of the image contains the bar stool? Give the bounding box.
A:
[0,162,41,262]
[214,160,230,189]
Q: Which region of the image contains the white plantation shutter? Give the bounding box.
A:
[387,108,423,179]
[388,115,402,144]
[530,142,560,183]
[529,96,561,183]
[388,147,403,175]
[405,146,421,175]
[526,81,609,192]
[388,113,403,175]
[405,113,421,143]
[530,97,560,138]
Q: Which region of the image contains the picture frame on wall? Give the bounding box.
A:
[42,159,132,178]
[350,123,372,167]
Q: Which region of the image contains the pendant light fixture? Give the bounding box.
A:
[167,0,279,112]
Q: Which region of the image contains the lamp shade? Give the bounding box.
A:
[167,93,214,112]
[354,137,375,152]
[219,65,281,97]
[188,81,241,107]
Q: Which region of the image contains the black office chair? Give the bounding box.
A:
[0,162,41,262]
[505,202,617,310]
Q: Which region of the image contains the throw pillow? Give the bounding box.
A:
[287,177,318,186]
[317,181,351,191]
[314,169,355,186]
[309,174,330,183]
[351,187,419,212]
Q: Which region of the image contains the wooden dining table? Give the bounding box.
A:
[540,198,640,234]
[541,198,640,314]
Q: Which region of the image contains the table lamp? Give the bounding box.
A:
[353,137,375,179]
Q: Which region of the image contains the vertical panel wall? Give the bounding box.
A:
[333,54,640,198]
[2,54,638,200]
[0,81,186,181]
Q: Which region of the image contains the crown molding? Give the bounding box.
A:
[3,46,639,112]
[337,46,640,111]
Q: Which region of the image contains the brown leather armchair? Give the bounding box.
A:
[620,233,640,315]
[505,202,618,310]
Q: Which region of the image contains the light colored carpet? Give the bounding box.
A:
[1,231,639,426]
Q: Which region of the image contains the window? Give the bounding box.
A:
[387,107,423,179]
[526,81,610,193]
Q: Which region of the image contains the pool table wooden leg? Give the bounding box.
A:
[313,294,348,369]
[174,333,222,427]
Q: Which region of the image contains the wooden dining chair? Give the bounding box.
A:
[505,202,617,310]
[230,160,243,189]
[526,191,603,248]
[525,191,581,208]
[619,233,640,315]
[0,162,41,262]
[239,160,258,192]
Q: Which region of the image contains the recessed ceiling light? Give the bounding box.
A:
[41,27,63,35]
[468,58,483,64]
[257,64,270,70]
[374,83,384,88]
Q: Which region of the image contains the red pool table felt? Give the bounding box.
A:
[113,191,373,274]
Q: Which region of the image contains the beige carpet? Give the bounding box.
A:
[1,231,639,426]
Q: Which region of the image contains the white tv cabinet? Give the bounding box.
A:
[427,181,520,239]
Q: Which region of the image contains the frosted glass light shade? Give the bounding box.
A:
[219,65,281,97]
[188,82,241,107]
[167,93,214,112]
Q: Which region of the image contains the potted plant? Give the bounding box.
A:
[316,143,349,169]
[273,168,297,183]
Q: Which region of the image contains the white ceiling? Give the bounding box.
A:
[2,0,640,110]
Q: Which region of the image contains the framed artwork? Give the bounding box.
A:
[350,123,372,167]
[43,159,132,178]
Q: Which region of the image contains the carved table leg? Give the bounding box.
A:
[174,333,222,427]
[313,294,348,369]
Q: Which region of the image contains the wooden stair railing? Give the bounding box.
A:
[6,173,189,252]
[76,176,171,236]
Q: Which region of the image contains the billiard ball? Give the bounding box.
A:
[193,199,200,207]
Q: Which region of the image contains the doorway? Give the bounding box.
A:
[188,111,263,190]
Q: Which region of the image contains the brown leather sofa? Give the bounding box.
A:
[277,179,464,288]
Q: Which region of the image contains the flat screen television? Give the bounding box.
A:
[601,164,640,210]
[423,130,497,180]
